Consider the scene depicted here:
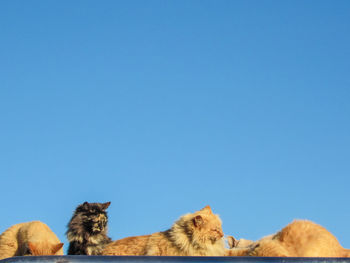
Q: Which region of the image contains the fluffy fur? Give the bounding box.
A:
[0,221,63,260]
[227,236,253,249]
[226,220,350,257]
[102,205,226,256]
[66,201,112,255]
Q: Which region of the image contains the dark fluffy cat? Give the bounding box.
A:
[66,201,112,255]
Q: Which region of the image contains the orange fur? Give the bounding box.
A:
[227,236,253,249]
[102,235,151,255]
[0,221,64,259]
[226,220,350,257]
[102,206,226,256]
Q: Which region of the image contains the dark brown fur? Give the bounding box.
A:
[66,201,112,255]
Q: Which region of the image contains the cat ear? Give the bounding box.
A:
[193,215,204,227]
[102,202,111,210]
[227,236,237,249]
[201,205,212,213]
[82,202,89,209]
[51,243,64,254]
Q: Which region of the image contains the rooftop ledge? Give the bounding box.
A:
[2,256,350,263]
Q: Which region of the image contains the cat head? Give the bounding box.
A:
[26,242,63,256]
[72,201,111,234]
[227,235,237,248]
[191,205,224,243]
[174,205,224,247]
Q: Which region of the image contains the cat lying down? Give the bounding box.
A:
[226,219,350,257]
[0,221,63,260]
[102,205,226,256]
[227,235,254,249]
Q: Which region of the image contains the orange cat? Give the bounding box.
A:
[0,221,64,259]
[102,205,225,256]
[227,235,253,249]
[226,220,350,257]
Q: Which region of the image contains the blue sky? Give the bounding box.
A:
[1,0,350,254]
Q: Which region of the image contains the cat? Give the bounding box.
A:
[226,219,350,257]
[102,205,226,256]
[0,221,63,260]
[66,201,112,255]
[227,235,253,249]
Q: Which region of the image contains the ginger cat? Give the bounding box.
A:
[227,236,253,249]
[226,220,350,257]
[0,221,64,260]
[102,205,225,256]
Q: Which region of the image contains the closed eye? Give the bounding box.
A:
[211,228,222,235]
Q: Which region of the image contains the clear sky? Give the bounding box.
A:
[1,0,350,254]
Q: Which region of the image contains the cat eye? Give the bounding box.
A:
[211,228,221,234]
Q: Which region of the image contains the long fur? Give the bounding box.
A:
[102,205,226,256]
[66,201,112,255]
[0,221,63,260]
[226,220,350,257]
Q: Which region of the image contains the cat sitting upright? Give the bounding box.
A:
[226,219,350,257]
[0,221,63,260]
[66,201,112,255]
[102,205,226,256]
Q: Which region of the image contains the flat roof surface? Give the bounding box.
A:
[2,257,350,263]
